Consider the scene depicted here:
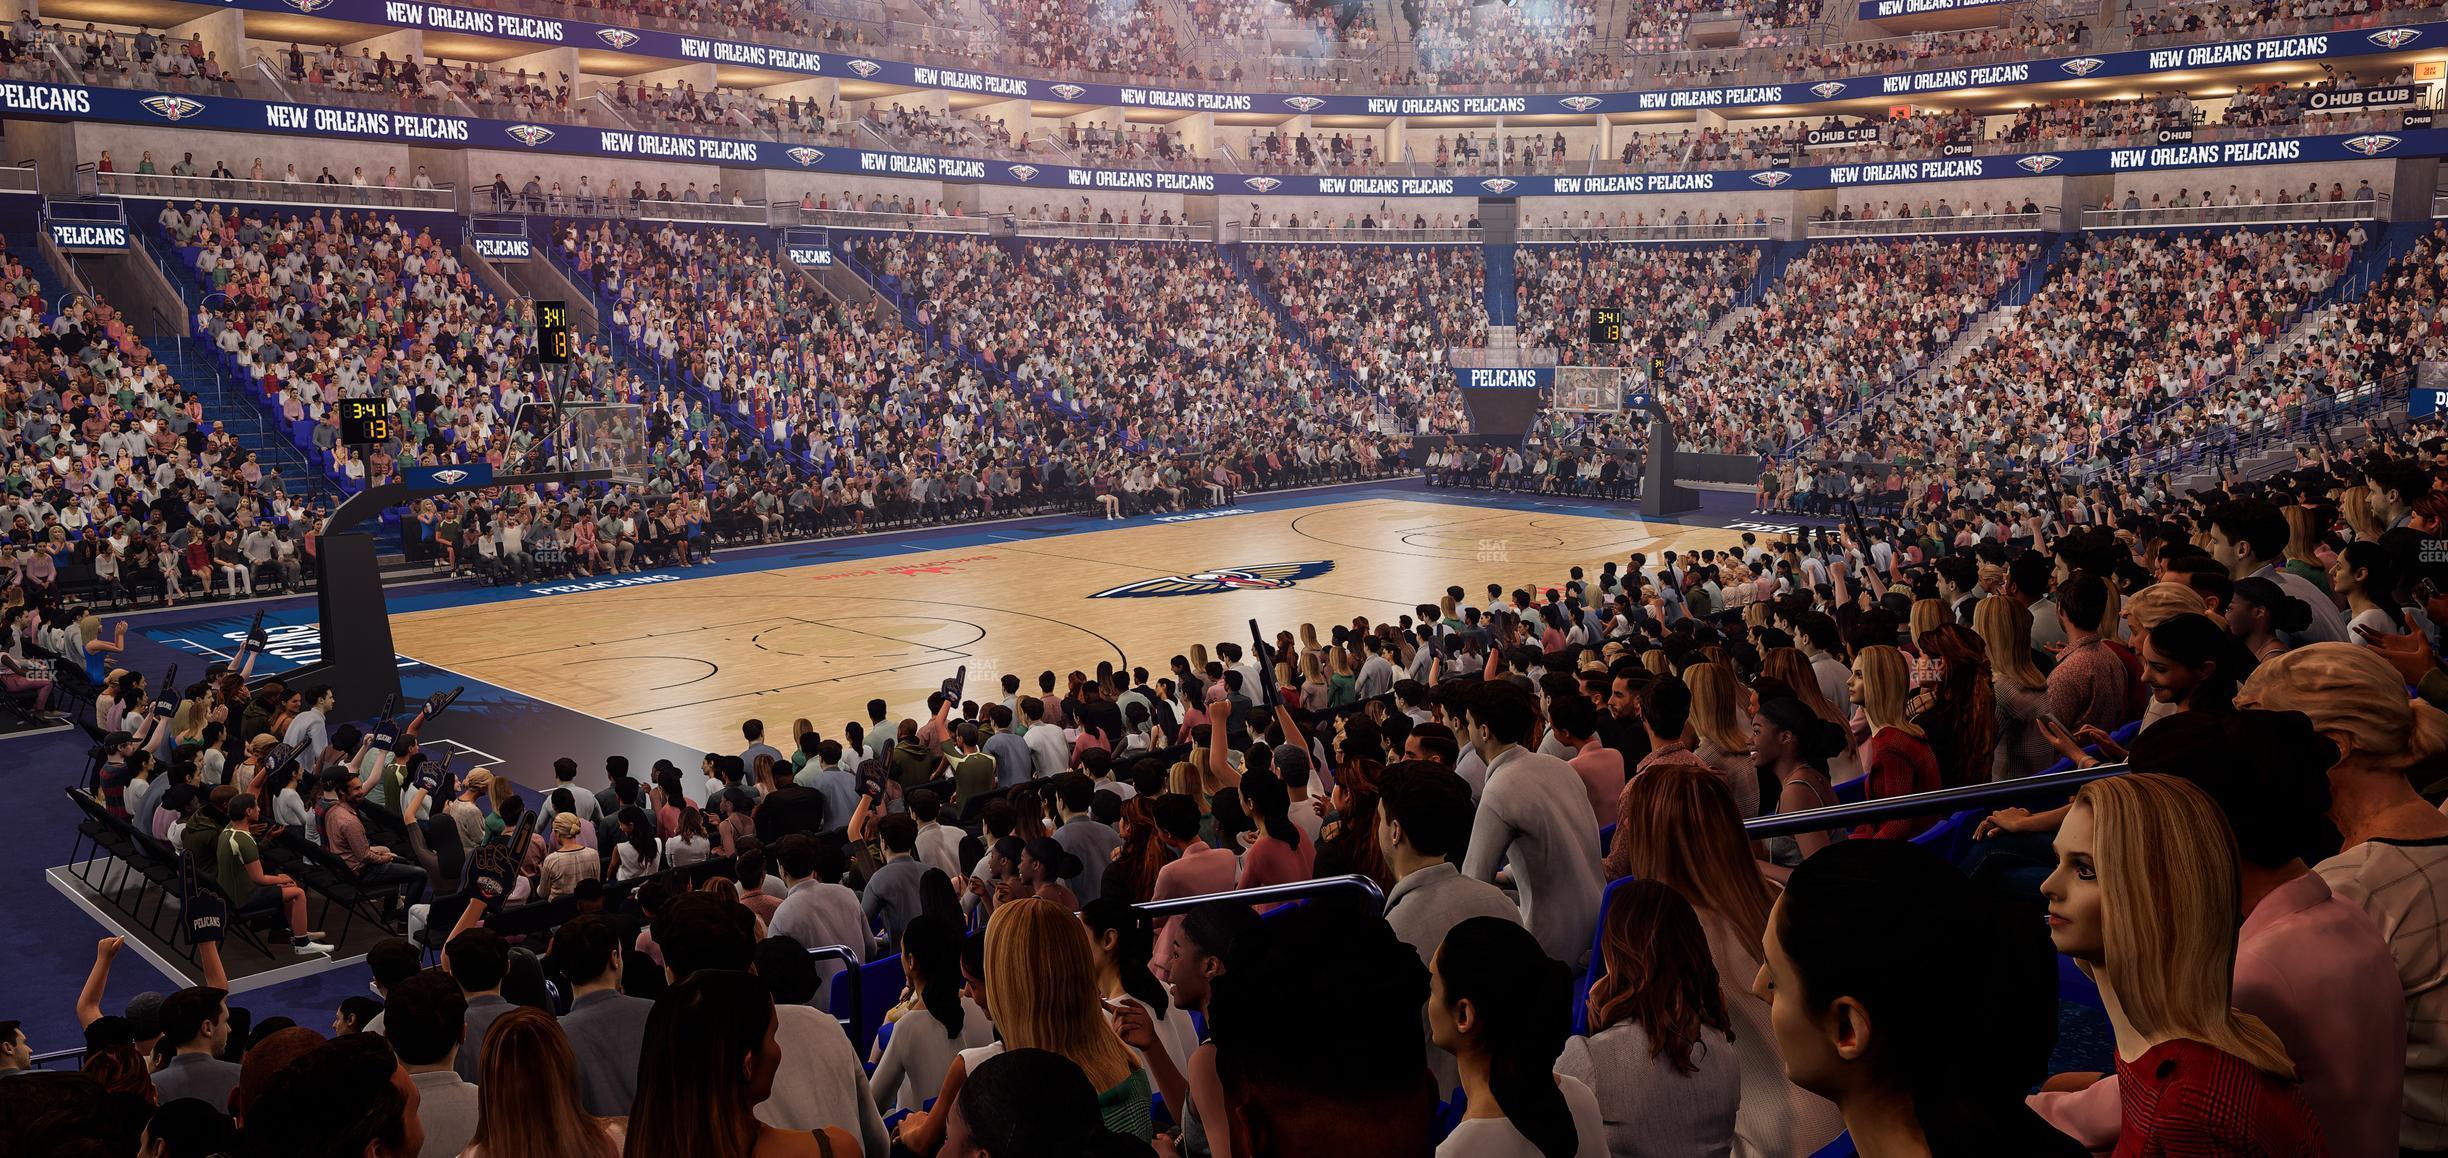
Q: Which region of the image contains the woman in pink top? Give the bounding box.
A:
[1235,768,1315,891]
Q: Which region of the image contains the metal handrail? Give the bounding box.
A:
[773,206,989,233]
[1014,220,1206,241]
[1519,222,1768,243]
[2084,200,2385,229]
[806,942,861,1025]
[1809,211,2048,238]
[1743,761,2131,839]
[1132,872,1386,918]
[1244,225,1483,245]
[93,171,459,213]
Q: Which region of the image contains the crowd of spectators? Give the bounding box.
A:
[1402,0,1609,87]
[1245,243,1486,404]
[567,218,1150,528]
[966,0,1190,79]
[1676,237,2039,456]
[0,239,324,613]
[2128,0,2448,43]
[1816,225,2358,472]
[1517,242,1761,368]
[846,232,1462,454]
[32,409,2448,1158]
[15,0,2448,106]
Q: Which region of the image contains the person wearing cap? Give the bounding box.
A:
[444,771,493,852]
[219,793,334,955]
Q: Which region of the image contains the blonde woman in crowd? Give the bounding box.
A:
[1845,646,1942,839]
[1684,662,1762,819]
[2039,774,2320,1150]
[1976,597,2054,780]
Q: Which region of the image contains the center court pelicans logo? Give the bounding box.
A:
[596,28,641,49]
[1242,176,1282,192]
[2367,27,2421,48]
[1052,84,1088,100]
[788,146,826,166]
[141,94,206,121]
[2344,134,2403,156]
[1480,178,1518,194]
[2016,154,2065,174]
[1006,164,1041,181]
[1748,170,1792,187]
[847,59,883,77]
[282,0,334,11]
[1089,560,1336,599]
[2058,57,2107,76]
[1284,96,1327,112]
[1809,81,1847,99]
[1559,95,1603,111]
[507,124,557,146]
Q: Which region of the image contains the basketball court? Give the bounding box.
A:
[383,496,1747,751]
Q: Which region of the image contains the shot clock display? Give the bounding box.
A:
[537,299,571,365]
[1588,306,1624,345]
[338,399,396,445]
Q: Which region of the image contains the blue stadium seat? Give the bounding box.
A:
[1569,875,1641,1035]
[1809,1132,1858,1158]
[1908,807,1982,864]
[828,952,905,1055]
[1832,774,1868,803]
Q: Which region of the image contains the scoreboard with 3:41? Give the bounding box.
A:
[1588,306,1624,345]
[339,398,395,445]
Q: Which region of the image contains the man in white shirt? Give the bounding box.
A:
[1356,638,1398,700]
[2208,499,2348,645]
[908,789,964,877]
[1458,682,1602,970]
[1796,615,1854,721]
[767,835,876,1001]
[284,684,334,768]
[1021,697,1070,780]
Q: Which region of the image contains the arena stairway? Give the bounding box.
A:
[16,236,77,321]
[17,240,339,516]
[1776,231,2077,459]
[834,238,1143,452]
[541,242,820,477]
[128,220,451,512]
[1481,242,1517,327]
[141,334,334,501]
[2306,219,2432,314]
[1734,238,1809,308]
[1217,244,1360,390]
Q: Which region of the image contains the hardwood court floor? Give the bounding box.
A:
[387,499,1746,751]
